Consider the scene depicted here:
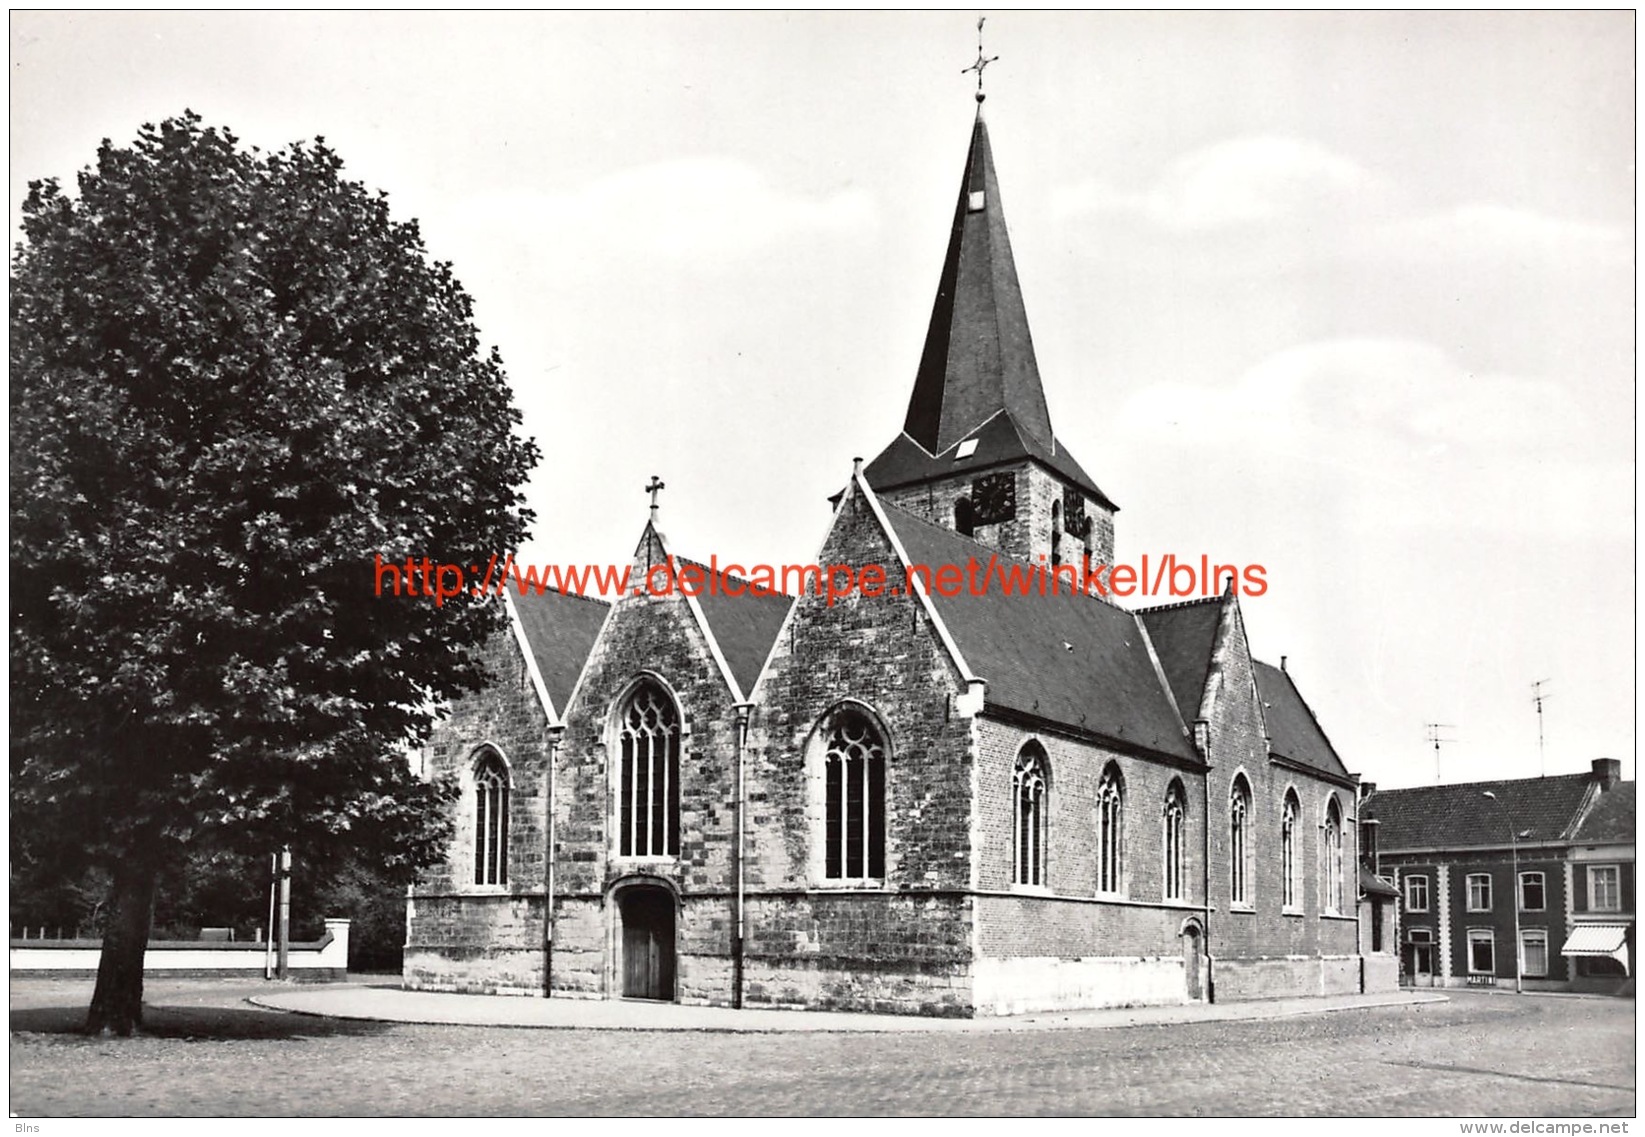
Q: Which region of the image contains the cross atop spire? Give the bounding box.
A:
[961,17,999,104]
[645,475,665,522]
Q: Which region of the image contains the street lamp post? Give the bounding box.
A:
[1481,791,1525,995]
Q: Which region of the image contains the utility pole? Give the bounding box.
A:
[1531,679,1551,778]
[276,846,292,980]
[1424,723,1456,783]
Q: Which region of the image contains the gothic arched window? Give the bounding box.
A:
[1051,500,1063,567]
[1013,744,1049,887]
[1230,774,1253,907]
[1096,763,1124,895]
[954,496,976,538]
[473,750,509,886]
[1282,790,1301,910]
[823,708,887,880]
[1323,797,1344,914]
[618,681,681,858]
[1163,779,1187,902]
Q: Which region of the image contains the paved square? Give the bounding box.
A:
[9,980,1635,1116]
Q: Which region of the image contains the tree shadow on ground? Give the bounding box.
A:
[11,1002,392,1041]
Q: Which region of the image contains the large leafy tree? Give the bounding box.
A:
[10,113,539,1034]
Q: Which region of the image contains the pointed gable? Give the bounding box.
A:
[511,588,611,717]
[880,502,1196,763]
[1253,660,1351,780]
[1137,598,1224,722]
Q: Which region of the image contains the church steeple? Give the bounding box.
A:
[864,101,1118,571]
[902,109,1053,456]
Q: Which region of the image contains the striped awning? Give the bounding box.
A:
[1560,923,1630,972]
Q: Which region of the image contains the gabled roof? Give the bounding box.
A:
[880,502,1197,763]
[868,111,1115,512]
[1253,660,1351,780]
[678,560,792,698]
[511,587,611,717]
[1136,598,1224,721]
[1363,772,1598,851]
[1573,780,1635,844]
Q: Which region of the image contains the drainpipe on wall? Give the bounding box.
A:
[732,702,755,1010]
[1195,718,1213,1003]
[543,723,565,997]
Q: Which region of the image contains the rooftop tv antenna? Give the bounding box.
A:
[1424,722,1456,783]
[1531,679,1551,777]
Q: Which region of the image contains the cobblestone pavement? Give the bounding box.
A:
[9,980,1634,1116]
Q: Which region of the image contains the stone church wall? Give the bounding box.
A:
[405,626,553,995]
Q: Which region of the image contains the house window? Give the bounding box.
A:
[1229,774,1252,907]
[1466,873,1493,912]
[1521,929,1549,978]
[822,709,886,880]
[1589,865,1621,912]
[1012,744,1049,887]
[1519,871,1545,912]
[1162,779,1187,901]
[1467,929,1496,974]
[473,750,509,887]
[617,681,681,858]
[1281,791,1300,910]
[1323,797,1344,914]
[1096,763,1124,895]
[1405,874,1430,913]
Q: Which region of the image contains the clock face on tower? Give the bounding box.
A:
[971,472,1017,526]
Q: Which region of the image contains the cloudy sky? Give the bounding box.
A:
[11,12,1633,790]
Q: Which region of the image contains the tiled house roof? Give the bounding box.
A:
[1574,781,1635,843]
[1363,773,1598,850]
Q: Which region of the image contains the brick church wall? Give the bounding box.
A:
[405,626,554,994]
[879,464,1115,569]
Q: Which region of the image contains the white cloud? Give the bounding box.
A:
[1052,135,1381,231]
[1358,202,1630,266]
[447,157,876,262]
[1117,338,1624,541]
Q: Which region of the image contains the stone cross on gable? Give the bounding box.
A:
[646,475,666,522]
[962,16,999,103]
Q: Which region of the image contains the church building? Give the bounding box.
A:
[404,100,1381,1015]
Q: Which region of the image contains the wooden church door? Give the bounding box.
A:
[619,886,676,1000]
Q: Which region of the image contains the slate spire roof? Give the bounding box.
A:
[903,108,1052,455]
[865,111,1115,509]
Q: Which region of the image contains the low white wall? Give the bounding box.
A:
[973,955,1190,1016]
[10,918,350,977]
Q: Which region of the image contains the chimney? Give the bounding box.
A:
[1359,780,1377,802]
[1592,757,1621,791]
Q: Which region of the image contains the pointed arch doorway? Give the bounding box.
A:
[617,884,676,1001]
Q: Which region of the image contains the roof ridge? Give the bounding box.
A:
[1372,771,1592,794]
[517,585,612,610]
[1136,595,1226,615]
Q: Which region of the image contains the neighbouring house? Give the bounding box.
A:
[1361,759,1634,995]
[404,97,1387,1016]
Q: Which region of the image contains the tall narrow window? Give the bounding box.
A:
[954,496,976,538]
[1162,779,1187,901]
[1281,791,1300,910]
[1519,872,1546,912]
[1466,873,1493,912]
[1050,501,1063,567]
[823,709,886,880]
[473,750,509,886]
[1323,798,1344,914]
[1096,764,1124,895]
[1012,744,1049,887]
[1229,775,1252,906]
[618,681,681,858]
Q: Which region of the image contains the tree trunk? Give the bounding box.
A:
[85,859,159,1037]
